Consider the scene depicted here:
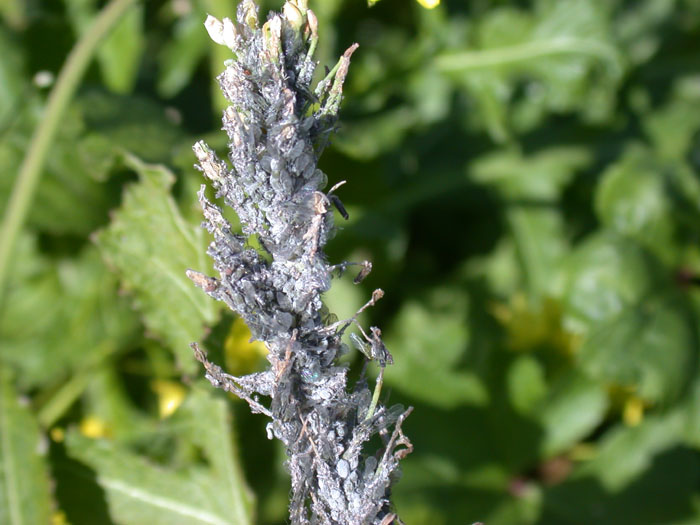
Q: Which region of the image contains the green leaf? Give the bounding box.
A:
[506,357,607,457]
[683,374,700,448]
[384,289,488,408]
[334,108,418,160]
[0,101,118,236]
[560,233,666,331]
[0,91,186,237]
[64,0,144,93]
[577,291,695,403]
[534,371,607,457]
[615,0,676,65]
[64,429,253,525]
[561,234,694,403]
[643,76,700,162]
[471,146,591,200]
[595,144,676,261]
[169,386,255,523]
[97,4,144,93]
[77,91,186,164]
[541,412,700,524]
[582,411,685,491]
[0,236,139,389]
[0,369,52,525]
[95,153,219,372]
[0,0,26,29]
[472,147,591,297]
[0,27,25,128]
[83,366,153,441]
[507,355,548,414]
[157,5,209,98]
[437,0,624,139]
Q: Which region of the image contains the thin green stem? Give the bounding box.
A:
[36,342,117,429]
[0,0,138,306]
[435,37,622,75]
[364,367,385,422]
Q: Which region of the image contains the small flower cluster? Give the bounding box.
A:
[187,1,412,523]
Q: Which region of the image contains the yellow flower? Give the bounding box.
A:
[491,294,580,358]
[50,427,65,443]
[52,510,69,525]
[607,384,649,427]
[79,415,110,439]
[623,396,645,427]
[368,0,440,8]
[225,317,268,376]
[151,379,187,419]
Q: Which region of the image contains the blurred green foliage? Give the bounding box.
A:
[1,0,700,523]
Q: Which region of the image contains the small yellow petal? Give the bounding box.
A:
[417,0,440,8]
[50,427,65,443]
[225,317,268,376]
[151,380,187,419]
[80,416,109,439]
[623,396,645,427]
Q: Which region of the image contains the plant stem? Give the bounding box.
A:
[435,37,621,75]
[36,342,118,429]
[0,0,138,307]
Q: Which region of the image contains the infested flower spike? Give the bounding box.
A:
[188,2,412,524]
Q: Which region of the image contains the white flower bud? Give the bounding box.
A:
[240,0,258,29]
[221,17,237,49]
[262,16,282,61]
[204,15,226,46]
[283,2,304,31]
[306,9,318,40]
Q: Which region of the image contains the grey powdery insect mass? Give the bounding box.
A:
[186,2,413,524]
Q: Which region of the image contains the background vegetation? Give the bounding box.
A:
[2,0,700,523]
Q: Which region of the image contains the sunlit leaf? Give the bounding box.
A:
[0,235,139,389]
[0,102,118,236]
[437,0,624,139]
[64,0,144,93]
[64,430,253,525]
[577,291,695,404]
[0,27,25,128]
[560,233,666,331]
[472,147,591,296]
[95,153,219,372]
[384,289,488,408]
[595,145,676,261]
[169,386,255,524]
[157,4,209,98]
[0,369,52,525]
[534,370,607,457]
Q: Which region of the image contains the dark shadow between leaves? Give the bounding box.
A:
[538,445,700,525]
[50,439,114,525]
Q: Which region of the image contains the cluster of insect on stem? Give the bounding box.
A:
[186,1,412,524]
